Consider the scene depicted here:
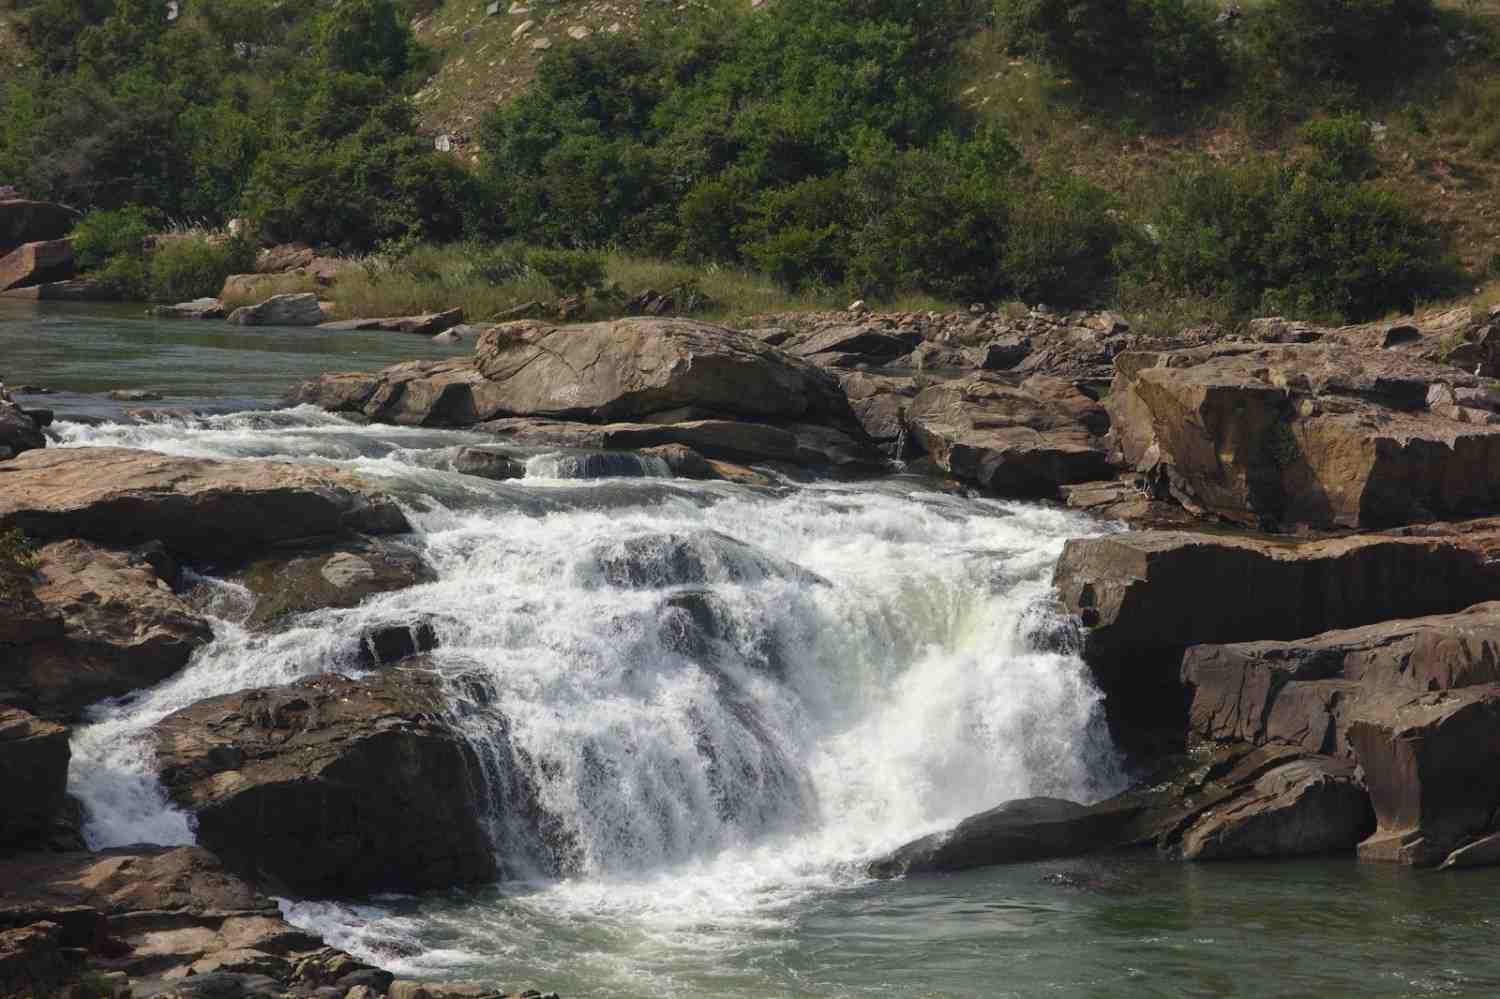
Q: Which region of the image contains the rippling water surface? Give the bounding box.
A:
[10,306,1500,999]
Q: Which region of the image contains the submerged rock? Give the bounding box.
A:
[0,447,409,560]
[225,293,324,327]
[153,672,498,896]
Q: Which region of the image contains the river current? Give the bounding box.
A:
[7,304,1500,999]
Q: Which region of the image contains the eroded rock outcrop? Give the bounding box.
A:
[0,239,74,293]
[153,672,497,897]
[1108,342,1500,529]
[230,539,434,629]
[0,447,409,559]
[1055,528,1500,753]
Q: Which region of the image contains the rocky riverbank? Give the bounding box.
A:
[7,302,1500,997]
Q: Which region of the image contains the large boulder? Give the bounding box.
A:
[471,318,859,427]
[1347,686,1500,867]
[0,707,70,850]
[225,294,324,327]
[906,375,1111,497]
[1177,757,1373,860]
[153,672,498,896]
[1055,528,1500,754]
[0,392,46,460]
[231,539,435,629]
[4,540,212,721]
[0,239,74,293]
[867,798,1127,877]
[0,200,77,252]
[1108,342,1500,529]
[0,447,409,560]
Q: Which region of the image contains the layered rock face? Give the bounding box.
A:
[1108,342,1500,529]
[153,672,498,897]
[1182,602,1500,867]
[0,447,409,559]
[1053,528,1500,752]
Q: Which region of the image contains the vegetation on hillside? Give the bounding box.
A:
[1,0,1495,325]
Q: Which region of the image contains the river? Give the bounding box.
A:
[6,302,1499,999]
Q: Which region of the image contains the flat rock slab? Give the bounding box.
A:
[320,308,464,335]
[0,447,409,559]
[149,298,225,320]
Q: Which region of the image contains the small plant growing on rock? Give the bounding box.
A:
[0,528,39,602]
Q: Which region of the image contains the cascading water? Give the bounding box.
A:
[59,406,1125,998]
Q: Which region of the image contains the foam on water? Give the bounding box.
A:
[60,410,1124,995]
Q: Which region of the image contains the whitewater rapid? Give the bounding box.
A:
[58,407,1123,993]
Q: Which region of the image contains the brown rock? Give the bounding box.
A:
[1108,342,1500,529]
[153,672,499,896]
[319,308,465,336]
[0,447,409,560]
[1178,757,1373,860]
[473,318,858,429]
[1056,529,1500,754]
[5,540,212,721]
[0,239,74,293]
[0,921,68,998]
[231,539,435,629]
[452,447,526,481]
[0,395,46,459]
[226,293,324,327]
[906,376,1111,497]
[254,244,315,274]
[0,707,70,849]
[0,279,112,302]
[1348,685,1500,866]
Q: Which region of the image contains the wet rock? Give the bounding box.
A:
[0,392,46,459]
[1056,528,1500,754]
[837,371,922,455]
[1058,478,1200,528]
[226,294,325,327]
[320,308,464,336]
[640,443,712,479]
[0,239,74,292]
[1178,757,1374,860]
[1108,341,1500,529]
[234,540,435,629]
[0,447,410,560]
[5,540,212,721]
[906,375,1111,497]
[452,447,526,481]
[108,389,165,402]
[149,298,226,320]
[254,244,315,274]
[867,798,1119,877]
[153,673,499,896]
[0,707,70,850]
[1440,830,1500,870]
[355,621,439,667]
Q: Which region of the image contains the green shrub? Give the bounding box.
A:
[1122,155,1459,321]
[527,248,607,295]
[1300,113,1378,181]
[995,0,1228,97]
[1246,0,1435,85]
[72,206,153,272]
[0,528,39,602]
[147,235,256,303]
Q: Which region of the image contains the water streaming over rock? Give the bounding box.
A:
[58,407,1125,996]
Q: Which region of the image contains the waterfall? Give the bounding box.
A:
[58,408,1123,990]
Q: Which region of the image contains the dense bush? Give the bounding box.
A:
[71,206,255,301]
[1121,156,1458,321]
[528,249,607,296]
[1246,0,1435,85]
[148,235,256,303]
[72,206,153,271]
[995,0,1228,97]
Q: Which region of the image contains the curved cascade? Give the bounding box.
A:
[60,409,1123,995]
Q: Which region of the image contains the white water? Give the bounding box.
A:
[59,409,1123,993]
